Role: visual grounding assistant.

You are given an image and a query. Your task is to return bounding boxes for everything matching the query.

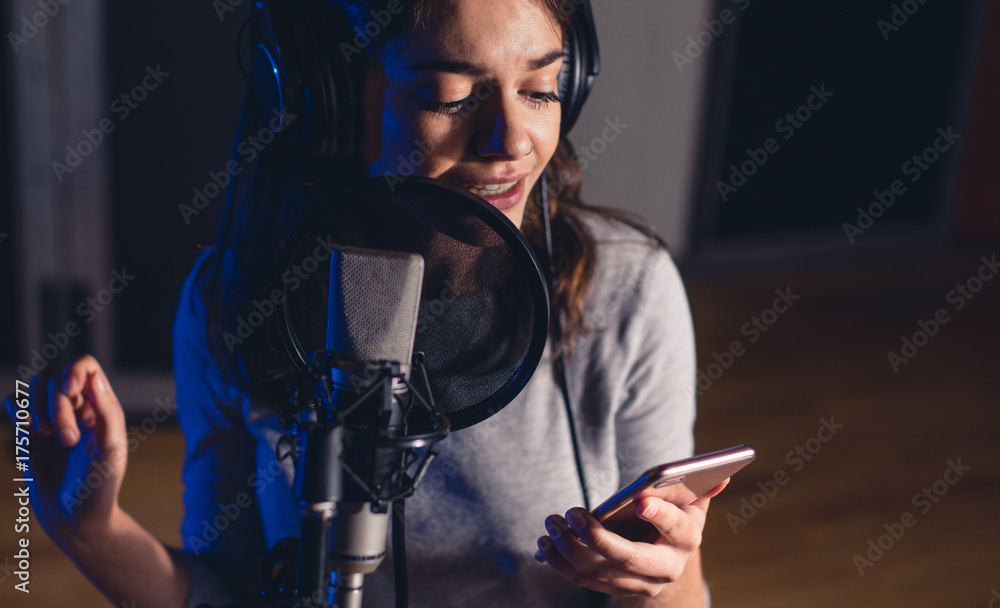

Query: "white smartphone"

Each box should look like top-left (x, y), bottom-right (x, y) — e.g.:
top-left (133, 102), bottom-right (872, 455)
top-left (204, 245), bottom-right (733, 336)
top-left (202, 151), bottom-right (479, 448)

top-left (593, 444), bottom-right (756, 542)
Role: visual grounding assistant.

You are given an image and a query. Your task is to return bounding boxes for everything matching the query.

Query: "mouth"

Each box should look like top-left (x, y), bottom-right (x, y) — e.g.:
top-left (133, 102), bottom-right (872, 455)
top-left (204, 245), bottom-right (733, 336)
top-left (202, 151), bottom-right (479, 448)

top-left (466, 182), bottom-right (518, 197)
top-left (457, 173), bottom-right (529, 212)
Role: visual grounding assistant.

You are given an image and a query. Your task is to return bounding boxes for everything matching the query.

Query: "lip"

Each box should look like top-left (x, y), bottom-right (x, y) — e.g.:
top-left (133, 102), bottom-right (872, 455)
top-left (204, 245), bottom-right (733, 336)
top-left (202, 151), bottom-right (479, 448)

top-left (456, 172), bottom-right (530, 211)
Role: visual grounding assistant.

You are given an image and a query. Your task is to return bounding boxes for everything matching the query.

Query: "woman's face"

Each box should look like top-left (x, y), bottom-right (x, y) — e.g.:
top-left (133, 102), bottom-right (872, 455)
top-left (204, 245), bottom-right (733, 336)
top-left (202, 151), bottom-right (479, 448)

top-left (359, 0), bottom-right (564, 229)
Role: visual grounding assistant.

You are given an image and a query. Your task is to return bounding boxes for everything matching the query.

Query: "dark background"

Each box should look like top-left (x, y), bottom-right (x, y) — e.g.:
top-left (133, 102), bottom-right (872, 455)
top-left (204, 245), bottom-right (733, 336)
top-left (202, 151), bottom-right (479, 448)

top-left (2, 1), bottom-right (999, 607)
top-left (697, 1), bottom-right (973, 240)
top-left (1, 0), bottom-right (994, 370)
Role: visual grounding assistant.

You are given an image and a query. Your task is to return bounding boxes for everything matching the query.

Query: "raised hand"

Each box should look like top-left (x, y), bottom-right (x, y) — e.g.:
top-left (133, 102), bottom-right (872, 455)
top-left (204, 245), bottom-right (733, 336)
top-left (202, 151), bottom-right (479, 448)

top-left (4, 355), bottom-right (128, 541)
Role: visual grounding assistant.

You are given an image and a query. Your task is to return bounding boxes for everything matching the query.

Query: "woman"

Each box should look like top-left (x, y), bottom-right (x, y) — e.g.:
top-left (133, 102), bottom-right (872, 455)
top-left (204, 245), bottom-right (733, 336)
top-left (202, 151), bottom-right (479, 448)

top-left (12, 0), bottom-right (724, 606)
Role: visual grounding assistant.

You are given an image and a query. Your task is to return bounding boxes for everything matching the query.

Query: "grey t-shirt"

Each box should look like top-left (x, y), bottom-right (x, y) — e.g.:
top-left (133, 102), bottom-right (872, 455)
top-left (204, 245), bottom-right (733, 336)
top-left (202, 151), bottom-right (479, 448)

top-left (172, 214), bottom-right (697, 607)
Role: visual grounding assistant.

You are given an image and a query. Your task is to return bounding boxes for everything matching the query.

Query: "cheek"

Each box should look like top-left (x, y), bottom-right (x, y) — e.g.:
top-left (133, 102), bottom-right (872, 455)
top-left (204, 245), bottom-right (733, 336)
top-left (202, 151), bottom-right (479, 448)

top-left (370, 101), bottom-right (465, 178)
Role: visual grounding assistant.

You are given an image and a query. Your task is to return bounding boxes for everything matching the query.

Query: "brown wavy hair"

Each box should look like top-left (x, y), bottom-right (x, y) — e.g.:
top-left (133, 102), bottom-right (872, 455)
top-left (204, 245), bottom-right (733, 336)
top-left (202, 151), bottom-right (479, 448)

top-left (200, 0), bottom-right (665, 404)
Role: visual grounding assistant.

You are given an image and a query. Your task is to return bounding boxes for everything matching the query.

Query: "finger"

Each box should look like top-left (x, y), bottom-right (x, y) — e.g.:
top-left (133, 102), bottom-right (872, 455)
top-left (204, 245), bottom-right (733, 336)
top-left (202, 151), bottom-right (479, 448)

top-left (556, 511), bottom-right (681, 588)
top-left (47, 376), bottom-right (82, 448)
top-left (535, 534), bottom-right (631, 597)
top-left (673, 479), bottom-right (730, 537)
top-left (62, 355), bottom-right (106, 401)
top-left (700, 478), bottom-right (730, 500)
top-left (78, 365), bottom-right (127, 456)
top-left (636, 498), bottom-right (700, 552)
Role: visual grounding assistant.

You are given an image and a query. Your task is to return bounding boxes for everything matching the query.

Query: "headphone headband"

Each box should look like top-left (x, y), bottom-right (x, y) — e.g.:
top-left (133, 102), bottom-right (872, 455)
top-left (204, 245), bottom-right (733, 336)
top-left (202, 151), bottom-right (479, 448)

top-left (250, 0), bottom-right (600, 160)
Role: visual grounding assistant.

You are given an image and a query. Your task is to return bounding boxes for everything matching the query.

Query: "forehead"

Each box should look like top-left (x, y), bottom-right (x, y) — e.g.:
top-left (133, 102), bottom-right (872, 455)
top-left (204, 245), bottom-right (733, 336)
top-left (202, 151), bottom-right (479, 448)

top-left (390, 0), bottom-right (563, 69)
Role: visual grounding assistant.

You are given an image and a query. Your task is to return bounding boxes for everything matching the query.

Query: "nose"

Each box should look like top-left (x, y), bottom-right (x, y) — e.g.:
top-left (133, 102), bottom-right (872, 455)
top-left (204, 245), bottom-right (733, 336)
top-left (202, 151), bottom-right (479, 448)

top-left (476, 93), bottom-right (533, 160)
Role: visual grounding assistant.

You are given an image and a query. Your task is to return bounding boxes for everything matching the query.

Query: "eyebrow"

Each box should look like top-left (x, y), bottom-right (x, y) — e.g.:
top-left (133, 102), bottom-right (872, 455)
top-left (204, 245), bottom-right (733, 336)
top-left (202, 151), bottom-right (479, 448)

top-left (404, 49), bottom-right (564, 75)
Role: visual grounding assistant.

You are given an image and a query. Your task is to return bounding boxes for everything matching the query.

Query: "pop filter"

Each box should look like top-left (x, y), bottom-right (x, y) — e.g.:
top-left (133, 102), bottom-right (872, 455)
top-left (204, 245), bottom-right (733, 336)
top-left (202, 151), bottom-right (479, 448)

top-left (274, 176), bottom-right (549, 430)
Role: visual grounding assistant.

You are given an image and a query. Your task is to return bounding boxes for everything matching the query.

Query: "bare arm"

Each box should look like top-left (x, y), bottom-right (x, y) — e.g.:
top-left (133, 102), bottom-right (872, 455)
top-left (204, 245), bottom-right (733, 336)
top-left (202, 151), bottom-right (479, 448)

top-left (58, 507), bottom-right (190, 608)
top-left (611, 548), bottom-right (705, 608)
top-left (6, 356), bottom-right (192, 608)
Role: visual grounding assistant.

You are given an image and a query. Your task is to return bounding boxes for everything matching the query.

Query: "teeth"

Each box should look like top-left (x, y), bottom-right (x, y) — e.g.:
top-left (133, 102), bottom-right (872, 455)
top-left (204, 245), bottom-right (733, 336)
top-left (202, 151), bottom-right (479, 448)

top-left (467, 181), bottom-right (516, 197)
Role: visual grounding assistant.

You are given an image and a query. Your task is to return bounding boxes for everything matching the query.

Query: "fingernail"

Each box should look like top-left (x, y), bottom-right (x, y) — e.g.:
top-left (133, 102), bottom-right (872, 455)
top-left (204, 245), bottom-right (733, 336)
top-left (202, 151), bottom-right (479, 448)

top-left (638, 502), bottom-right (656, 519)
top-left (534, 539), bottom-right (549, 563)
top-left (566, 509), bottom-right (585, 531)
top-left (545, 520), bottom-right (561, 539)
top-left (96, 377), bottom-right (108, 394)
top-left (59, 428), bottom-right (78, 446)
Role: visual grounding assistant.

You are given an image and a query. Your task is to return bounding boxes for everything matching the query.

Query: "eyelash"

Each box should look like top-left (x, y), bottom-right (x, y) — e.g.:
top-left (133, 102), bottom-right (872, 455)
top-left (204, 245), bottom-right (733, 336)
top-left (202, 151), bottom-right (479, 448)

top-left (419, 91), bottom-right (562, 117)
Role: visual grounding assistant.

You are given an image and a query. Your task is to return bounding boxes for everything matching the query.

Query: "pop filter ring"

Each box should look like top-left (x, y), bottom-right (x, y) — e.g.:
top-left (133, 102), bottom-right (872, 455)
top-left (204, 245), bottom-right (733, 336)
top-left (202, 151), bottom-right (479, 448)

top-left (273, 175), bottom-right (550, 431)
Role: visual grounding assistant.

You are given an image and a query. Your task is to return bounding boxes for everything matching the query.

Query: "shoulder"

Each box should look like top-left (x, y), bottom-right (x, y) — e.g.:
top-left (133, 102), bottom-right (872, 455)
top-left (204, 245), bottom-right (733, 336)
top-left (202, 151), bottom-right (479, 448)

top-left (574, 212), bottom-right (687, 331)
top-left (174, 249), bottom-right (217, 336)
top-left (173, 248), bottom-right (251, 422)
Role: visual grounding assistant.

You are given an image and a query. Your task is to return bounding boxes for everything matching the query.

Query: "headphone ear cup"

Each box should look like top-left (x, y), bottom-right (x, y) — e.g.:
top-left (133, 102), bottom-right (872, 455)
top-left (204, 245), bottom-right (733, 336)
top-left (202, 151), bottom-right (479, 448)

top-left (558, 1), bottom-right (600, 137)
top-left (296, 3), bottom-right (357, 160)
top-left (250, 0), bottom-right (357, 162)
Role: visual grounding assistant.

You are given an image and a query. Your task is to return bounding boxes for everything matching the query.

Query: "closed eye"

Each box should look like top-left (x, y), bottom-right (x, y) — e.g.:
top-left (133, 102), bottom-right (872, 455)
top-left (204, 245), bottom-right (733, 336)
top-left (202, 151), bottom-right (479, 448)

top-left (417, 96), bottom-right (470, 117)
top-left (524, 91), bottom-right (561, 110)
top-left (418, 87), bottom-right (561, 118)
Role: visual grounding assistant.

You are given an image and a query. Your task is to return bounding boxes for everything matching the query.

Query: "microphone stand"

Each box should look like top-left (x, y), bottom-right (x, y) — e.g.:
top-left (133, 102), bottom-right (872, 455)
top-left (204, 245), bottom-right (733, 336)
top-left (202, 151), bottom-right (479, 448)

top-left (200, 350), bottom-right (448, 608)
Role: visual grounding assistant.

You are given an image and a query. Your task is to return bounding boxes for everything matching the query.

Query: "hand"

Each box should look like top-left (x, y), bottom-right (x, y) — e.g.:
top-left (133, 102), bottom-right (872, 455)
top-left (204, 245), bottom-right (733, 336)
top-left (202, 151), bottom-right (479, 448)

top-left (4, 355), bottom-right (128, 541)
top-left (536, 480), bottom-right (729, 599)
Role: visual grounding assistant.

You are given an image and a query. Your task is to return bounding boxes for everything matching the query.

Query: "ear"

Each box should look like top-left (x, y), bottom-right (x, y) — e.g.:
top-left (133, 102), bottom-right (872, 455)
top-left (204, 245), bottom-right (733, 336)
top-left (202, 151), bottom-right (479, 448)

top-left (357, 55), bottom-right (389, 167)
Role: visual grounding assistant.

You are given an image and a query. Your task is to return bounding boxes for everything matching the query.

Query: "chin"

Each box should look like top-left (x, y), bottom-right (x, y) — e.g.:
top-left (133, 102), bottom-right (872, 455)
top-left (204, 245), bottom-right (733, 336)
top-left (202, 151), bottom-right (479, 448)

top-left (503, 203), bottom-right (528, 232)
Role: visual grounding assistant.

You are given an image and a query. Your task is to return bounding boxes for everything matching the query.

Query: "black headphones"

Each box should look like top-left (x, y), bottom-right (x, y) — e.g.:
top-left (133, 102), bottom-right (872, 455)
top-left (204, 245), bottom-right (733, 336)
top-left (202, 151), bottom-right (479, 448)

top-left (249, 0), bottom-right (600, 162)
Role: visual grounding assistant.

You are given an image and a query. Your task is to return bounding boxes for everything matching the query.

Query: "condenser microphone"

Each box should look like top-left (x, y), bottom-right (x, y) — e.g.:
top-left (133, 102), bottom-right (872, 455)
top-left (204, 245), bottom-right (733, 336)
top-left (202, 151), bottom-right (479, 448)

top-left (323, 247), bottom-right (423, 608)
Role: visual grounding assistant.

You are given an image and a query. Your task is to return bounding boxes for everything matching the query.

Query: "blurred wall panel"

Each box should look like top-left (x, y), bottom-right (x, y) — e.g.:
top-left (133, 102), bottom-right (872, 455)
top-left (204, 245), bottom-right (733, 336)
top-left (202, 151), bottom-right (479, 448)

top-left (9, 0), bottom-right (112, 377)
top-left (689, 0), bottom-right (983, 265)
top-left (107, 1), bottom-right (247, 370)
top-left (577, 0), bottom-right (715, 256)
top-left (1, 1), bottom-right (15, 365)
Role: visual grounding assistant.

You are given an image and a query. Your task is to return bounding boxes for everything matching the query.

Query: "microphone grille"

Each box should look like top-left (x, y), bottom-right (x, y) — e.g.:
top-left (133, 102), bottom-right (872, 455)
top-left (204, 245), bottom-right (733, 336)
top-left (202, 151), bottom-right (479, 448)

top-left (326, 247), bottom-right (424, 365)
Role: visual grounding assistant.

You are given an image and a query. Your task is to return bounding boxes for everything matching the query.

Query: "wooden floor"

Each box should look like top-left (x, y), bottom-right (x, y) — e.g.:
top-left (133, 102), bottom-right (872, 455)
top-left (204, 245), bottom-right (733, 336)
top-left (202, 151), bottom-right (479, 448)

top-left (2, 245), bottom-right (998, 607)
